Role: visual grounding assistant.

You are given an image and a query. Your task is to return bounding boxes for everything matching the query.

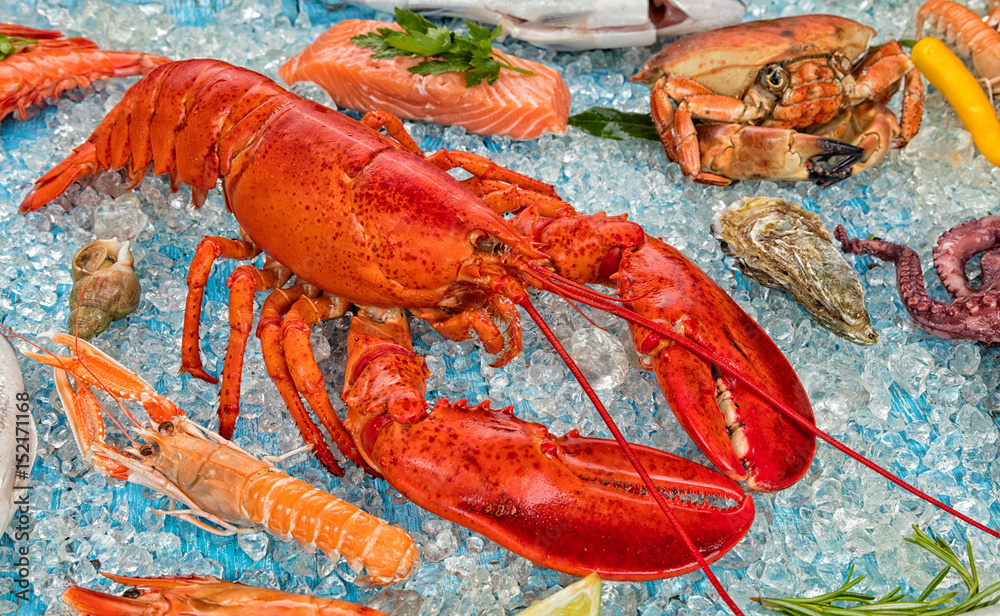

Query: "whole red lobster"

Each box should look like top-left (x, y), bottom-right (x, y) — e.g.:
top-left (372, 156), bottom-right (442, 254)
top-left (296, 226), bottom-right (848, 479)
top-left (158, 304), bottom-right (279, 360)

top-left (19, 59), bottom-right (999, 614)
top-left (0, 24), bottom-right (168, 122)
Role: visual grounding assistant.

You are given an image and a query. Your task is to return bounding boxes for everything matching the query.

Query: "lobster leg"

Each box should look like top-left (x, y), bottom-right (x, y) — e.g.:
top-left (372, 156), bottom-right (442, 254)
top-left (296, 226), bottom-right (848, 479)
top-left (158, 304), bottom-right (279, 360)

top-left (254, 286), bottom-right (365, 474)
top-left (180, 236), bottom-right (260, 384)
top-left (358, 107), bottom-right (563, 208)
top-left (360, 110), bottom-right (425, 156)
top-left (257, 284), bottom-right (347, 474)
top-left (342, 309), bottom-right (755, 580)
top-left (277, 293), bottom-right (366, 470)
top-left (218, 265), bottom-right (280, 437)
top-left (426, 148), bottom-right (561, 199)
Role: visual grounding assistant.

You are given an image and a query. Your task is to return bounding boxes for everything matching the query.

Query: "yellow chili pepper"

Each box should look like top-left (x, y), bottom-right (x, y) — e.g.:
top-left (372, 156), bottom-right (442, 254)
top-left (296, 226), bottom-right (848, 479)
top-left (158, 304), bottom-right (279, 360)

top-left (910, 36), bottom-right (1000, 168)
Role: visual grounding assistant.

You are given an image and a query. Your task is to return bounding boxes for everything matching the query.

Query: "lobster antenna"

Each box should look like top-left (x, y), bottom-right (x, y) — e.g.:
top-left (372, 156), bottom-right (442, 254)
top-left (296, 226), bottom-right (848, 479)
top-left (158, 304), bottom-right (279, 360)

top-left (518, 296), bottom-right (745, 616)
top-left (521, 258), bottom-right (648, 303)
top-left (536, 277), bottom-right (1000, 541)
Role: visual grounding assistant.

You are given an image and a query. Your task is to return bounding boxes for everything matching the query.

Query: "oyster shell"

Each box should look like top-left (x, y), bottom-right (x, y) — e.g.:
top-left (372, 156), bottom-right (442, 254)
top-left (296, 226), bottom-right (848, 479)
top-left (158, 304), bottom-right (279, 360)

top-left (712, 197), bottom-right (877, 345)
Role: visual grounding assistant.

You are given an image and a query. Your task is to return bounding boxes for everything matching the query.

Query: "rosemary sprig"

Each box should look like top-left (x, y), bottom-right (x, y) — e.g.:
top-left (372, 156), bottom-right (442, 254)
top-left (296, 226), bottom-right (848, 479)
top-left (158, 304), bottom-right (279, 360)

top-left (753, 526), bottom-right (1000, 616)
top-left (0, 33), bottom-right (37, 60)
top-left (351, 7), bottom-right (533, 87)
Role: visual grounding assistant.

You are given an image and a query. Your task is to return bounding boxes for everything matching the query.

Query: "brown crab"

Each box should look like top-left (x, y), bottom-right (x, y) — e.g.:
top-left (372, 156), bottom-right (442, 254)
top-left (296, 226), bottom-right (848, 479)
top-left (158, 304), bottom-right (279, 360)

top-left (630, 15), bottom-right (924, 186)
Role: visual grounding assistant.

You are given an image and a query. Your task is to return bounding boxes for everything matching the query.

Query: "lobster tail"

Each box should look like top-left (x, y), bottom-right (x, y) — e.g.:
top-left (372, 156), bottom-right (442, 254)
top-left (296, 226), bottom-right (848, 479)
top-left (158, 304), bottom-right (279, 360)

top-left (19, 59), bottom-right (296, 213)
top-left (19, 141), bottom-right (98, 213)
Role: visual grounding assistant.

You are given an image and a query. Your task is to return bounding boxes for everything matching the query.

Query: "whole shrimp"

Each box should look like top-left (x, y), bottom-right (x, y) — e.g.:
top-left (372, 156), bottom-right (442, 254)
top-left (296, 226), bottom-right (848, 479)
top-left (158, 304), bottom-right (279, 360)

top-left (22, 333), bottom-right (418, 588)
top-left (0, 24), bottom-right (168, 121)
top-left (916, 0), bottom-right (1000, 100)
top-left (64, 573), bottom-right (391, 616)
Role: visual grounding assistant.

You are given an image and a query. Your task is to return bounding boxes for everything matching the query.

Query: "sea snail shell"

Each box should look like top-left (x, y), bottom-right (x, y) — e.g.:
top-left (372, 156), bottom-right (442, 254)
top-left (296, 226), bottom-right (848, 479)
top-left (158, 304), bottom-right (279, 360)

top-left (68, 239), bottom-right (141, 339)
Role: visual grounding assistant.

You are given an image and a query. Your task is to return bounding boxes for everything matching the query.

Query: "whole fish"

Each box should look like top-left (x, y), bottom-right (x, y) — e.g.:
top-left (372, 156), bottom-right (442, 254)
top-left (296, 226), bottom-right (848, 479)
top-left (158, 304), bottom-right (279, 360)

top-left (349, 0), bottom-right (747, 50)
top-left (712, 197), bottom-right (878, 346)
top-left (0, 335), bottom-right (36, 536)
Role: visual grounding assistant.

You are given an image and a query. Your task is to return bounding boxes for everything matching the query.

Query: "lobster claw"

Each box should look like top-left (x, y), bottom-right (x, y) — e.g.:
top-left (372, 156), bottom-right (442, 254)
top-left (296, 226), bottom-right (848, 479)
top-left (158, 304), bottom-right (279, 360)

top-left (353, 398), bottom-right (755, 580)
top-left (617, 238), bottom-right (816, 492)
top-left (342, 311), bottom-right (754, 579)
top-left (512, 211), bottom-right (817, 492)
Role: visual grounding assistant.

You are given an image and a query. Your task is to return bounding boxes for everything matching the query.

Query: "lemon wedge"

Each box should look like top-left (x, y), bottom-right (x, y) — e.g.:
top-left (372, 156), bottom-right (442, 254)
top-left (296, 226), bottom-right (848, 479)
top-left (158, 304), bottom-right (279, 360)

top-left (516, 572), bottom-right (603, 616)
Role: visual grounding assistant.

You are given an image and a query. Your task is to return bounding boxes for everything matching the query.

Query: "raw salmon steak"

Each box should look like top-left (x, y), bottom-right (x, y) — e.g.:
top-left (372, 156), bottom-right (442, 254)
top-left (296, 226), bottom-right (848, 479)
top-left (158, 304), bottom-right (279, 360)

top-left (279, 19), bottom-right (571, 140)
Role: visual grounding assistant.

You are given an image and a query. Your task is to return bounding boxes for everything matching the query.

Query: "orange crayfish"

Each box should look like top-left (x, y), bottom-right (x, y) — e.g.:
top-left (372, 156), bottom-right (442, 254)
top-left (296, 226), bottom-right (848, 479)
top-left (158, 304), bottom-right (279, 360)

top-left (22, 333), bottom-right (418, 588)
top-left (19, 59), bottom-right (1000, 613)
top-left (0, 23), bottom-right (168, 122)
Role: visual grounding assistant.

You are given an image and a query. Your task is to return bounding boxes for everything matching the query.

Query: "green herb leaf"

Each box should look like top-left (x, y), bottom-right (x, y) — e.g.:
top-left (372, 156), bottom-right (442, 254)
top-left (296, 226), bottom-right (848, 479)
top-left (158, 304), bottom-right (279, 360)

top-left (755, 526), bottom-right (1000, 616)
top-left (0, 33), bottom-right (37, 61)
top-left (567, 107), bottom-right (661, 142)
top-left (349, 7), bottom-right (533, 87)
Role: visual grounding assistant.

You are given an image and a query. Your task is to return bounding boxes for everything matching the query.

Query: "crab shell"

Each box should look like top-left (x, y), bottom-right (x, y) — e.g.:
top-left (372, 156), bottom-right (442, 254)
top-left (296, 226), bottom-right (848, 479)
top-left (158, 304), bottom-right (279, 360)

top-left (631, 15), bottom-right (876, 96)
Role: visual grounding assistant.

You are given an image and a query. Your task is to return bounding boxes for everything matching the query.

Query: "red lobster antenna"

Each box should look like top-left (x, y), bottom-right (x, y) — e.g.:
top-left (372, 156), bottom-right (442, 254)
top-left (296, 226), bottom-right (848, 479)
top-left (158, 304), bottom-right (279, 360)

top-left (534, 277), bottom-right (1000, 540)
top-left (518, 271), bottom-right (1000, 615)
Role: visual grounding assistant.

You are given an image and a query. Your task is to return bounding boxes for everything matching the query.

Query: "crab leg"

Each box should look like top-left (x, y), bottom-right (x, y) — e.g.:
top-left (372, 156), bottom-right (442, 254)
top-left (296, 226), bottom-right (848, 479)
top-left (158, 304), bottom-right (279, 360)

top-left (342, 309), bottom-right (755, 580)
top-left (650, 77), bottom-right (866, 184)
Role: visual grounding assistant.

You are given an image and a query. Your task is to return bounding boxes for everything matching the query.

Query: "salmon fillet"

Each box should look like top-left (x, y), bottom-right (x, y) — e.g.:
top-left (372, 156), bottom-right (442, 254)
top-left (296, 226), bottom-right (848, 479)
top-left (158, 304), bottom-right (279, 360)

top-left (279, 19), bottom-right (570, 140)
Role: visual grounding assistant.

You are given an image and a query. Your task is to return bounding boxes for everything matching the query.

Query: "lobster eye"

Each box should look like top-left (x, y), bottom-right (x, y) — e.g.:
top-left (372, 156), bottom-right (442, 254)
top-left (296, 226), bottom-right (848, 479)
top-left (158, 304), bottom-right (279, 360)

top-left (158, 421), bottom-right (175, 435)
top-left (139, 441), bottom-right (160, 457)
top-left (122, 588), bottom-right (141, 599)
top-left (832, 51), bottom-right (852, 75)
top-left (760, 65), bottom-right (789, 92)
top-left (470, 230), bottom-right (498, 253)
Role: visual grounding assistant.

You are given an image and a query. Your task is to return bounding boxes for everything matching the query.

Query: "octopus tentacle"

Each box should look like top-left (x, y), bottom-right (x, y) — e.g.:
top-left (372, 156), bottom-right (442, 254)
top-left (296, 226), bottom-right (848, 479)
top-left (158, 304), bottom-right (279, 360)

top-left (835, 224), bottom-right (1000, 345)
top-left (932, 215), bottom-right (1000, 296)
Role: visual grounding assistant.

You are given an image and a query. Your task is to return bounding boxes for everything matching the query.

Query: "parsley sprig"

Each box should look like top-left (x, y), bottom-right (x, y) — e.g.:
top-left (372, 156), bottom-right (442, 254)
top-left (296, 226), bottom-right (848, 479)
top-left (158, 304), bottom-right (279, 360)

top-left (754, 526), bottom-right (1000, 616)
top-left (351, 7), bottom-right (534, 87)
top-left (0, 33), bottom-right (38, 60)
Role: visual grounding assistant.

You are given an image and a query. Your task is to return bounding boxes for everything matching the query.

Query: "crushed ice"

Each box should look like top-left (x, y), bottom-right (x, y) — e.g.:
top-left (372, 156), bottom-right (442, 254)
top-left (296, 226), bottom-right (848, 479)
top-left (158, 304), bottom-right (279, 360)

top-left (0, 0), bottom-right (999, 614)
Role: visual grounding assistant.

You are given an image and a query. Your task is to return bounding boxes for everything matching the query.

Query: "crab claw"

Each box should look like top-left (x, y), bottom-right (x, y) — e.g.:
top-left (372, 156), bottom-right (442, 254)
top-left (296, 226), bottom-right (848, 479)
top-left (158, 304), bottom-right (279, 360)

top-left (356, 399), bottom-right (755, 580)
top-left (617, 238), bottom-right (816, 491)
top-left (695, 124), bottom-right (865, 185)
